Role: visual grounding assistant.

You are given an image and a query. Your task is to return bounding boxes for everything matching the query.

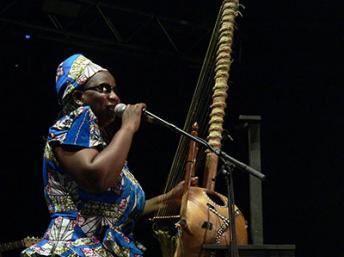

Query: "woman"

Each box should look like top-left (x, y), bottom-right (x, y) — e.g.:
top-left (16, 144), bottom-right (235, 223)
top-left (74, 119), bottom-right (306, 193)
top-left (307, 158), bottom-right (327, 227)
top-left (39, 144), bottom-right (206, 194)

top-left (22, 54), bottom-right (195, 257)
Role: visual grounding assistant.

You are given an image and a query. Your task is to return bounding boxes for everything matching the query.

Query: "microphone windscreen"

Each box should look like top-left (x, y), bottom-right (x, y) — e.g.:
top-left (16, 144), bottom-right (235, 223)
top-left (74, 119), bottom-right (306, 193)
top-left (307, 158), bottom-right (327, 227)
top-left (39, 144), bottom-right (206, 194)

top-left (114, 103), bottom-right (127, 117)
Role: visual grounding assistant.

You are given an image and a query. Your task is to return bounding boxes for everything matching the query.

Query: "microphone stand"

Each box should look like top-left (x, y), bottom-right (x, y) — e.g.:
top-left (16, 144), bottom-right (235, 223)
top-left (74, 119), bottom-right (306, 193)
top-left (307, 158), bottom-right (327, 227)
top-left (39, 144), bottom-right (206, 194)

top-left (144, 109), bottom-right (266, 256)
top-left (220, 161), bottom-right (238, 257)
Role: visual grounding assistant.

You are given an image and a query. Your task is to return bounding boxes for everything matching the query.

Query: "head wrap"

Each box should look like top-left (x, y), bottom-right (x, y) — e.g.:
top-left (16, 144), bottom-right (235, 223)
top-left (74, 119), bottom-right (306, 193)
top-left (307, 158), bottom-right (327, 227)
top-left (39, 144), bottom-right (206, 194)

top-left (55, 53), bottom-right (107, 103)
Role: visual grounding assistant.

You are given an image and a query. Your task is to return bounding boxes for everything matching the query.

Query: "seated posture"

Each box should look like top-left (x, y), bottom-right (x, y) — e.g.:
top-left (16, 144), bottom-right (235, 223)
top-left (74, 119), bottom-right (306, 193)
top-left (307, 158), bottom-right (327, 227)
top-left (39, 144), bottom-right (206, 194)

top-left (22, 54), bottom-right (195, 257)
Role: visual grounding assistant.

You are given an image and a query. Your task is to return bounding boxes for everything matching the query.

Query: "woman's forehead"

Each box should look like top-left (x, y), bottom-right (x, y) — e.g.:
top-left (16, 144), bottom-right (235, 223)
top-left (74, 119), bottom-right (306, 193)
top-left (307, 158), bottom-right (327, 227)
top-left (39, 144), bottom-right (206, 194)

top-left (85, 71), bottom-right (116, 88)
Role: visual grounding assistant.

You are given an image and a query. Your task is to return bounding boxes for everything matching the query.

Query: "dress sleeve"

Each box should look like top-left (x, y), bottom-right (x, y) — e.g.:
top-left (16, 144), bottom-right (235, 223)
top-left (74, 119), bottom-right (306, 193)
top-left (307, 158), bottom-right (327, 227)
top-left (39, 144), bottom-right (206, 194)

top-left (48, 106), bottom-right (106, 149)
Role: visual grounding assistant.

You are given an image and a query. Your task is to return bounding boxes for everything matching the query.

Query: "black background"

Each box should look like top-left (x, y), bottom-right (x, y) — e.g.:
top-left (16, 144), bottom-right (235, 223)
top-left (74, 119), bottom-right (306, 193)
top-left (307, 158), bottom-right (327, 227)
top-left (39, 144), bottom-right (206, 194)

top-left (0, 0), bottom-right (343, 257)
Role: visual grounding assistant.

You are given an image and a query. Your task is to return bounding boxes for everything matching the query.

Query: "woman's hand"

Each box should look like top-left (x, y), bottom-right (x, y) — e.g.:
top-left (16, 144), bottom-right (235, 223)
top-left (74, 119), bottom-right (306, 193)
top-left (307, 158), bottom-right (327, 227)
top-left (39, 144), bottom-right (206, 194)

top-left (121, 103), bottom-right (146, 132)
top-left (163, 177), bottom-right (198, 209)
top-left (143, 177), bottom-right (198, 215)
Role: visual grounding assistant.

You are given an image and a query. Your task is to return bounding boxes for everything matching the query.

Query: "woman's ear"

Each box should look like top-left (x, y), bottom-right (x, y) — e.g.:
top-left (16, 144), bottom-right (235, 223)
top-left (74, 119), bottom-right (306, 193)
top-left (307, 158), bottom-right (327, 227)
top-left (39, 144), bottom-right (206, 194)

top-left (72, 90), bottom-right (84, 106)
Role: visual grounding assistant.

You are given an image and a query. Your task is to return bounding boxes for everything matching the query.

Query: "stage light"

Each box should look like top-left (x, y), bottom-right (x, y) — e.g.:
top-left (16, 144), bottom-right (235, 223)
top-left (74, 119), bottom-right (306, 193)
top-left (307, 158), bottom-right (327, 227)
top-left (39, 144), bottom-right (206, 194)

top-left (25, 34), bottom-right (31, 40)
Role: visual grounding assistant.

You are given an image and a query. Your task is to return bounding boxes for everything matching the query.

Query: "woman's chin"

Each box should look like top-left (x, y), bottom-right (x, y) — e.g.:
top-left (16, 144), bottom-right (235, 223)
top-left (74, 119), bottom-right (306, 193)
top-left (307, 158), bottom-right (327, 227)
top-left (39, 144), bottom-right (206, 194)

top-left (105, 115), bottom-right (117, 127)
top-left (98, 114), bottom-right (116, 128)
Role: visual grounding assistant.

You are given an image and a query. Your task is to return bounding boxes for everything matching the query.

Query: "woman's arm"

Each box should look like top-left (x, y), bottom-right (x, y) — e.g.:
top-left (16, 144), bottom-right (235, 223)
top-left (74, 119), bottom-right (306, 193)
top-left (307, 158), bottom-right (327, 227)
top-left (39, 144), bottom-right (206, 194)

top-left (142, 177), bottom-right (198, 216)
top-left (55, 104), bottom-right (145, 193)
top-left (143, 194), bottom-right (168, 215)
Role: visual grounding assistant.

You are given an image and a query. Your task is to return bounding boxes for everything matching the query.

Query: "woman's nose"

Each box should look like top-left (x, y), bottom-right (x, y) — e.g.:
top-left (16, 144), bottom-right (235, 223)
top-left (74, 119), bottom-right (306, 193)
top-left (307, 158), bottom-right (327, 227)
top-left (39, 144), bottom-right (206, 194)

top-left (109, 91), bottom-right (120, 103)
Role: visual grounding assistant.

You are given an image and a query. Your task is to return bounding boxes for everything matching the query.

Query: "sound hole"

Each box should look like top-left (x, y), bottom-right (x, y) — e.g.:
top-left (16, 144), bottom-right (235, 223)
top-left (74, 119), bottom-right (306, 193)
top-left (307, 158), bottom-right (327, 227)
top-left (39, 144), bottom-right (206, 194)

top-left (206, 191), bottom-right (226, 206)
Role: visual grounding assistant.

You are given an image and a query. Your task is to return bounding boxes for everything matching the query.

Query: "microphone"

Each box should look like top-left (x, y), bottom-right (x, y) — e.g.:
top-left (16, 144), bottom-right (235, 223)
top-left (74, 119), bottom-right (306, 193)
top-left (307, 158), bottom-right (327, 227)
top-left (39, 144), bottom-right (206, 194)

top-left (113, 103), bottom-right (127, 118)
top-left (113, 103), bottom-right (155, 123)
top-left (113, 104), bottom-right (265, 180)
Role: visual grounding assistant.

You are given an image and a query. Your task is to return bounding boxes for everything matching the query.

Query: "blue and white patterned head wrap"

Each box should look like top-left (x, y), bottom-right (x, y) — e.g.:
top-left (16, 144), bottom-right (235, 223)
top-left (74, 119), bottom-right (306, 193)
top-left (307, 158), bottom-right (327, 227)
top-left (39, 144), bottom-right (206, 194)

top-left (55, 54), bottom-right (107, 103)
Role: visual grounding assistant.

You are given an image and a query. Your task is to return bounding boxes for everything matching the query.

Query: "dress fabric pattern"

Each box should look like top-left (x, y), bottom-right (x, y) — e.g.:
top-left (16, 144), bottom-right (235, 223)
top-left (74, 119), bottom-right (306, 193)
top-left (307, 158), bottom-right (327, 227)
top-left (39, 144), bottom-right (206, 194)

top-left (21, 106), bottom-right (145, 257)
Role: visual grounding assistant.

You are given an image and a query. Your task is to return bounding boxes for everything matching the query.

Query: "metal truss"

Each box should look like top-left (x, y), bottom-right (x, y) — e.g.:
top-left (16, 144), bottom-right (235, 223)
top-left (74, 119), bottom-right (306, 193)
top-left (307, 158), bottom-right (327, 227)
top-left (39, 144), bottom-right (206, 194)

top-left (0, 0), bottom-right (219, 64)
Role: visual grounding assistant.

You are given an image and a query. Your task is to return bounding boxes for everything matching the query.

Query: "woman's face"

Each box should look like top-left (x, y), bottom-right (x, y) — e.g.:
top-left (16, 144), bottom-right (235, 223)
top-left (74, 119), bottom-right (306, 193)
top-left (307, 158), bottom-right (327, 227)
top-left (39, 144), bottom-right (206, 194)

top-left (81, 71), bottom-right (120, 127)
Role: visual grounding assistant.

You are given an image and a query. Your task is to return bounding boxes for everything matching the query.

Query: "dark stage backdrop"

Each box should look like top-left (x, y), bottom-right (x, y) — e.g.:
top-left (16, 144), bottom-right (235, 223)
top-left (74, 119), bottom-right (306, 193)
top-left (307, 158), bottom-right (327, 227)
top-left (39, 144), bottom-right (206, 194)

top-left (0, 1), bottom-right (342, 257)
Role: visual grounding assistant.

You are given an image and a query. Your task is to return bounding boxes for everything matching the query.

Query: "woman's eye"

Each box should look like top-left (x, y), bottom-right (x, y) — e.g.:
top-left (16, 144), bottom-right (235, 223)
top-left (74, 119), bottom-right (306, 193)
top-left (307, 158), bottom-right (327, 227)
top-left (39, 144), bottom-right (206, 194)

top-left (98, 85), bottom-right (107, 93)
top-left (105, 85), bottom-right (112, 93)
top-left (104, 85), bottom-right (114, 93)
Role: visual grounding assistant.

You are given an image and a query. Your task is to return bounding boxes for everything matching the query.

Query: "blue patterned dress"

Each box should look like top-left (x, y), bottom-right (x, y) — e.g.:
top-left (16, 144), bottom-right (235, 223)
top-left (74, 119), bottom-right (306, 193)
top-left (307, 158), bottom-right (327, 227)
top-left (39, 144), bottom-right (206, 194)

top-left (21, 106), bottom-right (146, 257)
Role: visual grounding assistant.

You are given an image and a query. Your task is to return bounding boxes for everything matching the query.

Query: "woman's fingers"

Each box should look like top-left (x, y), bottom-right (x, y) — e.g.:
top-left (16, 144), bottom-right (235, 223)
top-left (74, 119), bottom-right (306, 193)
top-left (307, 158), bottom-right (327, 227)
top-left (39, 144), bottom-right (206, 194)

top-left (121, 103), bottom-right (147, 132)
top-left (191, 176), bottom-right (198, 186)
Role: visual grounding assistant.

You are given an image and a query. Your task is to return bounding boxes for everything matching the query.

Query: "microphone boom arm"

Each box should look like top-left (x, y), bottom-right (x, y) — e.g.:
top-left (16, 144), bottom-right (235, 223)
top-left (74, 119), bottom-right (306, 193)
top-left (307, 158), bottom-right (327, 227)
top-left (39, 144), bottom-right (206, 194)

top-left (144, 109), bottom-right (266, 180)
